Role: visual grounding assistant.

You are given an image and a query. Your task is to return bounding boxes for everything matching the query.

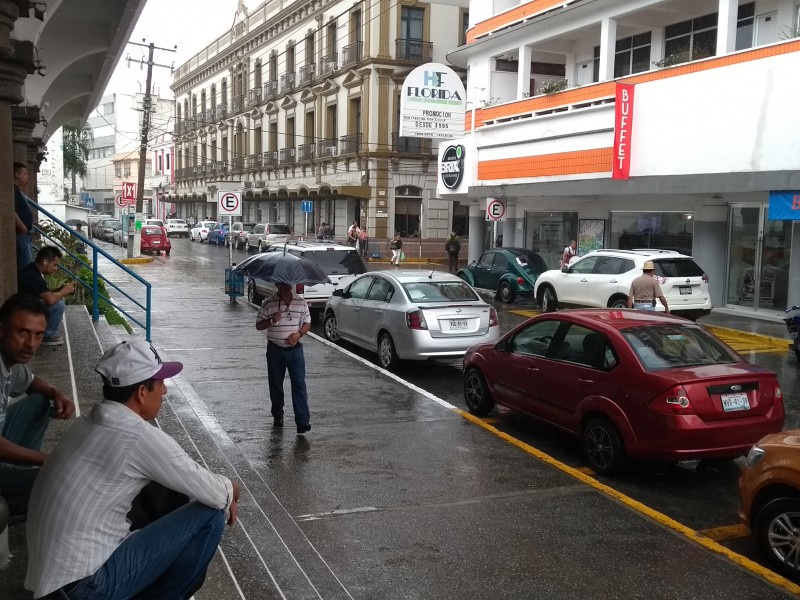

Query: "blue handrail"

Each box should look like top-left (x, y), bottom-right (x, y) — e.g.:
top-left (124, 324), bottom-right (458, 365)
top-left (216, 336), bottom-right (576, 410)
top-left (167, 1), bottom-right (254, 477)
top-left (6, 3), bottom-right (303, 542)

top-left (26, 201), bottom-right (153, 341)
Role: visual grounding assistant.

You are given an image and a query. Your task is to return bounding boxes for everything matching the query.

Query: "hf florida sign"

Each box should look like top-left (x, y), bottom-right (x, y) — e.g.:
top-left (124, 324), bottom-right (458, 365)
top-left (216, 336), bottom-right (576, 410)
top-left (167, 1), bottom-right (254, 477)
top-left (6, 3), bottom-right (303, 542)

top-left (400, 63), bottom-right (466, 139)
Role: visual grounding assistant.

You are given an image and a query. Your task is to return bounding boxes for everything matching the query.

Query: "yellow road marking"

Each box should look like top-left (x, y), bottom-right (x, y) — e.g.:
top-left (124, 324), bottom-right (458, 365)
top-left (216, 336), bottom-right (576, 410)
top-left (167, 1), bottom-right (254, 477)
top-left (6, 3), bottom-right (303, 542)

top-left (699, 524), bottom-right (751, 542)
top-left (510, 309), bottom-right (540, 318)
top-left (452, 410), bottom-right (800, 594)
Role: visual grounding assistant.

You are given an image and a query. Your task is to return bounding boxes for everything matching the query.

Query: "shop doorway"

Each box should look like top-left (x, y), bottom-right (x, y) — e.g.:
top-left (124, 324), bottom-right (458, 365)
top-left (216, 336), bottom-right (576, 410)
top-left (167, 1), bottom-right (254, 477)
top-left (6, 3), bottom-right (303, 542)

top-left (727, 204), bottom-right (790, 311)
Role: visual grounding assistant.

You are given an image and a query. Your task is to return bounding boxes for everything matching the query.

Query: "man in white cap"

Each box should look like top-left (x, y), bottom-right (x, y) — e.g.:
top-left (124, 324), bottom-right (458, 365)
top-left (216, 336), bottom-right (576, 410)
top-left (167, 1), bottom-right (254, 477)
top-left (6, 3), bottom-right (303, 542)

top-left (25, 339), bottom-right (240, 600)
top-left (627, 261), bottom-right (670, 312)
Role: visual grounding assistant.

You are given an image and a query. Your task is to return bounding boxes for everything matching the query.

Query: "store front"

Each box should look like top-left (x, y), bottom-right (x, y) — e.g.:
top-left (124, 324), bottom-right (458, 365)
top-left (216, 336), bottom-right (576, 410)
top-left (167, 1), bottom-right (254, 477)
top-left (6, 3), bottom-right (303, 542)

top-left (523, 212), bottom-right (578, 269)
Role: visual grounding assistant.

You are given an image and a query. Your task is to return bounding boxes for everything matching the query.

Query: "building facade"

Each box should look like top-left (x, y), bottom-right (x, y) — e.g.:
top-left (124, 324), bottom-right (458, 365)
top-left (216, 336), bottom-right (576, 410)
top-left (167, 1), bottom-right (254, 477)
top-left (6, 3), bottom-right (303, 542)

top-left (170, 0), bottom-right (469, 243)
top-left (440, 0), bottom-right (800, 316)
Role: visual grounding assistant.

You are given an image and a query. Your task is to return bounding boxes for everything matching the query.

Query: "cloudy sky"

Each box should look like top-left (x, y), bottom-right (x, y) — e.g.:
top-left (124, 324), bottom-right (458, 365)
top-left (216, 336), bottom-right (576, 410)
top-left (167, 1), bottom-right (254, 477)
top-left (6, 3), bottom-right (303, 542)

top-left (104, 0), bottom-right (244, 99)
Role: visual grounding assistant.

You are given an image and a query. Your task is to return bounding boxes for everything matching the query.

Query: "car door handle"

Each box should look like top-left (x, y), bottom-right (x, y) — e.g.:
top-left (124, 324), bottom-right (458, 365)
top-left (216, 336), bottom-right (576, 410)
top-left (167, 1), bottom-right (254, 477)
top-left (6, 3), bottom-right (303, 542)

top-left (374, 309), bottom-right (383, 315)
top-left (353, 307), bottom-right (360, 312)
top-left (609, 279), bottom-right (618, 283)
top-left (578, 378), bottom-right (594, 384)
top-left (528, 367), bottom-right (540, 374)
top-left (581, 278), bottom-right (588, 282)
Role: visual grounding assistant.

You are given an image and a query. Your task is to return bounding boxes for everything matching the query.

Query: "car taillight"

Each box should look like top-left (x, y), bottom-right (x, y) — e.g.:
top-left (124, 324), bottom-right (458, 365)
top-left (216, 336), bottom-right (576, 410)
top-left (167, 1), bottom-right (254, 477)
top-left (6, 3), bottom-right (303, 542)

top-left (201, 229), bottom-right (208, 233)
top-left (266, 225), bottom-right (271, 233)
top-left (656, 276), bottom-right (668, 284)
top-left (406, 309), bottom-right (428, 330)
top-left (702, 273), bottom-right (709, 283)
top-left (650, 385), bottom-right (694, 415)
top-left (774, 384), bottom-right (783, 404)
top-left (489, 307), bottom-right (499, 327)
top-left (295, 284), bottom-right (304, 295)
top-left (516, 277), bottom-right (525, 285)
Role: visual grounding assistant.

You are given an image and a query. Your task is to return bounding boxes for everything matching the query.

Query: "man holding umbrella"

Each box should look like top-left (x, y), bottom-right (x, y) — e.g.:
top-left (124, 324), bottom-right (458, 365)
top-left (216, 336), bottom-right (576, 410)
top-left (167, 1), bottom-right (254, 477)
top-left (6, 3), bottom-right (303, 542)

top-left (256, 282), bottom-right (312, 434)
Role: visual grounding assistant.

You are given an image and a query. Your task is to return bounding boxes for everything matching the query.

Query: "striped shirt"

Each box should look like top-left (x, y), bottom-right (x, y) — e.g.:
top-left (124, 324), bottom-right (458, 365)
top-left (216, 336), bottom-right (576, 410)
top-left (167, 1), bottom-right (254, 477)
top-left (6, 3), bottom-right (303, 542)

top-left (25, 400), bottom-right (233, 598)
top-left (1, 356), bottom-right (33, 432)
top-left (257, 293), bottom-right (311, 347)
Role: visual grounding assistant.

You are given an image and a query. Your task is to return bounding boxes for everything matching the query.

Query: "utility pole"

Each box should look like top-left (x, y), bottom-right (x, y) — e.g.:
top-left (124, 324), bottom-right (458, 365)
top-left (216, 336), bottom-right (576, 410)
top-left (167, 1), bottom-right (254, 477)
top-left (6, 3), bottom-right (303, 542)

top-left (126, 40), bottom-right (176, 258)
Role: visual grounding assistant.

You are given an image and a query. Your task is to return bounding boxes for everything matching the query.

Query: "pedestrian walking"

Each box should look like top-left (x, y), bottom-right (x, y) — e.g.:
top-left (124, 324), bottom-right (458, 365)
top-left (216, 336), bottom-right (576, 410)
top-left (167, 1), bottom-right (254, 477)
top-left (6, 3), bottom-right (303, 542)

top-left (627, 261), bottom-right (670, 312)
top-left (317, 223), bottom-right (326, 241)
top-left (445, 231), bottom-right (462, 274)
top-left (322, 223), bottom-right (332, 241)
top-left (389, 232), bottom-right (403, 266)
top-left (560, 240), bottom-right (577, 268)
top-left (256, 282), bottom-right (312, 434)
top-left (358, 227), bottom-right (369, 258)
top-left (25, 338), bottom-right (240, 600)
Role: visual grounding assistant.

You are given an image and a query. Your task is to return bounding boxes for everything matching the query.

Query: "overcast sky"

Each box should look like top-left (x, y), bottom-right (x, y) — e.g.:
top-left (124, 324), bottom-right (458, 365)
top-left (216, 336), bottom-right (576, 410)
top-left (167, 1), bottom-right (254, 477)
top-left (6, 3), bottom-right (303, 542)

top-left (104, 0), bottom-right (244, 99)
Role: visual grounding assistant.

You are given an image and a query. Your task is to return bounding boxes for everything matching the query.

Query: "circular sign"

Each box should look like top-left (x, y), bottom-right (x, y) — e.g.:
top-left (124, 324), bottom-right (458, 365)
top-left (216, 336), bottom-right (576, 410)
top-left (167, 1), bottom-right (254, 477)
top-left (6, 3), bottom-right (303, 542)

top-left (114, 194), bottom-right (124, 208)
top-left (219, 192), bottom-right (240, 214)
top-left (440, 144), bottom-right (465, 190)
top-left (487, 199), bottom-right (506, 221)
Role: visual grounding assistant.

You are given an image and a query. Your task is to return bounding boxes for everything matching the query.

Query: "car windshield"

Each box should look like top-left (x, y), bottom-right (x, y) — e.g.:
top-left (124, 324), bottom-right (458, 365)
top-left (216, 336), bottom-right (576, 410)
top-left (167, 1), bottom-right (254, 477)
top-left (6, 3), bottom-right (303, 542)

top-left (402, 280), bottom-right (480, 303)
top-left (653, 259), bottom-right (704, 278)
top-left (621, 325), bottom-right (738, 371)
top-left (306, 250), bottom-right (366, 275)
top-left (513, 251), bottom-right (548, 274)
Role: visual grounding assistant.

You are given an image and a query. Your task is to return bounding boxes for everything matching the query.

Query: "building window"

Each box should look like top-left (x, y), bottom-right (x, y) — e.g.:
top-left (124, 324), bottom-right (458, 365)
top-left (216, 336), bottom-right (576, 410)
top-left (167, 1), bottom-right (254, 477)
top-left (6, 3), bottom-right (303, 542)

top-left (400, 6), bottom-right (424, 60)
top-left (123, 164), bottom-right (131, 177)
top-left (614, 32), bottom-right (652, 77)
top-left (166, 154), bottom-right (170, 170)
top-left (114, 164), bottom-right (122, 177)
top-left (610, 212), bottom-right (694, 257)
top-left (460, 10), bottom-right (469, 46)
top-left (735, 2), bottom-right (756, 50)
top-left (664, 12), bottom-right (718, 63)
top-left (395, 186), bottom-right (422, 237)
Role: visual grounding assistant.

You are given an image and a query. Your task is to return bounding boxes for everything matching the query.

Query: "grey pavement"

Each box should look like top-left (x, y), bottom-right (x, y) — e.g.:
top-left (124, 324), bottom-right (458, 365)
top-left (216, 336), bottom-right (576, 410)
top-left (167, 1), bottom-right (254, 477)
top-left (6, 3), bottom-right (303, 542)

top-left (1, 259), bottom-right (798, 598)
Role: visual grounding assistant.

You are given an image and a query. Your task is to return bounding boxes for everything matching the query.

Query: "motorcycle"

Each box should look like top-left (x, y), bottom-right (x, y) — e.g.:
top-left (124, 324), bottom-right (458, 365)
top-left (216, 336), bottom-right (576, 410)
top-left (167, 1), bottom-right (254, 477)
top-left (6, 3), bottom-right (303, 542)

top-left (784, 306), bottom-right (800, 361)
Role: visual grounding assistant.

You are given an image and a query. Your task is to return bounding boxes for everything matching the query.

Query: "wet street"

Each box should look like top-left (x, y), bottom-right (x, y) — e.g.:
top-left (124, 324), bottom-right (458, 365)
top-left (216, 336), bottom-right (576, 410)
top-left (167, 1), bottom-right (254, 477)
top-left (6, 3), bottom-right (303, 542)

top-left (101, 235), bottom-right (800, 597)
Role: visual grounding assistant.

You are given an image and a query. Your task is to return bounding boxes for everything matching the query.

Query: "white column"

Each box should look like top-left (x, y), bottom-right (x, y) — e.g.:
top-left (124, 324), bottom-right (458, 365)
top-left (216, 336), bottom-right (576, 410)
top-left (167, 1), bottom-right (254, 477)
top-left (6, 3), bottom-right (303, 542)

top-left (468, 203), bottom-right (485, 264)
top-left (517, 45), bottom-right (532, 99)
top-left (716, 0), bottom-right (738, 55)
top-left (650, 27), bottom-right (664, 65)
top-left (777, 0), bottom-right (797, 33)
top-left (598, 18), bottom-right (617, 81)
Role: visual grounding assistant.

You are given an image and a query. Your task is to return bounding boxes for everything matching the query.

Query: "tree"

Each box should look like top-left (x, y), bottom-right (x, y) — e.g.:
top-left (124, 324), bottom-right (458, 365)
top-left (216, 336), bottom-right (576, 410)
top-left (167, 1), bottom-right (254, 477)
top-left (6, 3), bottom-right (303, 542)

top-left (63, 124), bottom-right (93, 196)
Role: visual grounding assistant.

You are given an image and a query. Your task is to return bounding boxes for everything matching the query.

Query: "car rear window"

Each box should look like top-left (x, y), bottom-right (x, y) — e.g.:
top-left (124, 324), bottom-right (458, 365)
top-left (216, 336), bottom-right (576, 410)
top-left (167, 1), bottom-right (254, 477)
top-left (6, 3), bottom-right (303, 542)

top-left (402, 281), bottom-right (480, 303)
top-left (146, 220), bottom-right (164, 227)
top-left (305, 249), bottom-right (366, 275)
top-left (518, 252), bottom-right (548, 274)
top-left (267, 224), bottom-right (290, 234)
top-left (653, 259), bottom-right (704, 278)
top-left (143, 227), bottom-right (162, 235)
top-left (621, 325), bottom-right (738, 371)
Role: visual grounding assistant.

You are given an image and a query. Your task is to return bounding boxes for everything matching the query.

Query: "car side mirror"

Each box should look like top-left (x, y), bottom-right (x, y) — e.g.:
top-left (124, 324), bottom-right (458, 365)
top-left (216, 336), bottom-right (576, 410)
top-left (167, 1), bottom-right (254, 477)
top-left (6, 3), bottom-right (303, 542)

top-left (332, 289), bottom-right (345, 298)
top-left (495, 338), bottom-right (509, 352)
top-left (561, 266), bottom-right (570, 273)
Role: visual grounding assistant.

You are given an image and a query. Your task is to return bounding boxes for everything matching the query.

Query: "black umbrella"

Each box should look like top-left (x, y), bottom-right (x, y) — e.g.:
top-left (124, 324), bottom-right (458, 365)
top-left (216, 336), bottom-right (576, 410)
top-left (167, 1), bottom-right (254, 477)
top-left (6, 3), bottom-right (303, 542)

top-left (234, 252), bottom-right (330, 285)
top-left (66, 218), bottom-right (88, 226)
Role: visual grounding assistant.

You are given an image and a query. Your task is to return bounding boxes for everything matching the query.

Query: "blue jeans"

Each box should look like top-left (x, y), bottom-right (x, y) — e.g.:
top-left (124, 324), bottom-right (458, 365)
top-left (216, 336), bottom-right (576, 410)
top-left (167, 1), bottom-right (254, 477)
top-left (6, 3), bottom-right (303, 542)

top-left (633, 302), bottom-right (656, 310)
top-left (57, 502), bottom-right (225, 600)
top-left (0, 394), bottom-right (50, 513)
top-left (16, 233), bottom-right (32, 269)
top-left (46, 299), bottom-right (66, 338)
top-left (266, 343), bottom-right (309, 426)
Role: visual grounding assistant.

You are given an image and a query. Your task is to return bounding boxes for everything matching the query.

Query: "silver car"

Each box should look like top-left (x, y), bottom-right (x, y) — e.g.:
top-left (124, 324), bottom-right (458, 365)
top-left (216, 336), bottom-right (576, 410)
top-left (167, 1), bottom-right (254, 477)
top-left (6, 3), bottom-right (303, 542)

top-left (323, 270), bottom-right (500, 369)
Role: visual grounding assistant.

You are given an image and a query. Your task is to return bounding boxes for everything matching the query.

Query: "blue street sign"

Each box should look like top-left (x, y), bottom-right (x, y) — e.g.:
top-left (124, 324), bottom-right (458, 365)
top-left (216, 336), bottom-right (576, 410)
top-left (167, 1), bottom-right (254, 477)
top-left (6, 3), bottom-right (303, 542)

top-left (301, 199), bottom-right (313, 213)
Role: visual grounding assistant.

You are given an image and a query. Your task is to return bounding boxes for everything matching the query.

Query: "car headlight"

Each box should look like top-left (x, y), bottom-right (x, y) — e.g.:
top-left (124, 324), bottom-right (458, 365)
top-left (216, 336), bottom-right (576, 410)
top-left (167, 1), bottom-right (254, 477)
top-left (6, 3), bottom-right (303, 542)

top-left (745, 445), bottom-right (765, 468)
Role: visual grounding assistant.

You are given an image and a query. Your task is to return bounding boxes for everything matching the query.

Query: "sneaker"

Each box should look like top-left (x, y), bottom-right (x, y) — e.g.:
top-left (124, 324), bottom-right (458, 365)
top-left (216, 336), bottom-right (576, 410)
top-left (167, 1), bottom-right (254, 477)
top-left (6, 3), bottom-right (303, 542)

top-left (296, 424), bottom-right (311, 435)
top-left (41, 335), bottom-right (64, 346)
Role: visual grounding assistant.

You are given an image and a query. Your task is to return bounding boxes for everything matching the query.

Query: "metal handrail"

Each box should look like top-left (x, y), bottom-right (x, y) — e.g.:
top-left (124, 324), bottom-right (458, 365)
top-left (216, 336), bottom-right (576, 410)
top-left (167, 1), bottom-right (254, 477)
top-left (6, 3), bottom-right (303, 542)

top-left (27, 200), bottom-right (153, 341)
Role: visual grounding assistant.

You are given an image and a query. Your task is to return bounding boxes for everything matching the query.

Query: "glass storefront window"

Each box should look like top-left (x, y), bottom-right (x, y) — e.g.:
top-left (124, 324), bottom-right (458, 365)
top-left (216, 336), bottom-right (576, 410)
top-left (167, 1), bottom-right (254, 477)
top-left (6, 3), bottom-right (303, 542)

top-left (524, 212), bottom-right (578, 269)
top-left (610, 212), bottom-right (694, 256)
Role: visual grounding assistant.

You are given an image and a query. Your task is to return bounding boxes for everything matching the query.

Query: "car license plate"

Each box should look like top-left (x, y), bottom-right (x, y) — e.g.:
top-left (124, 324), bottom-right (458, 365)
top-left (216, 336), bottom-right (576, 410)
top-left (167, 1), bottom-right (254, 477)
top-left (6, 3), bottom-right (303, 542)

top-left (679, 286), bottom-right (692, 295)
top-left (721, 392), bottom-right (750, 412)
top-left (152, 240), bottom-right (160, 244)
top-left (450, 319), bottom-right (468, 330)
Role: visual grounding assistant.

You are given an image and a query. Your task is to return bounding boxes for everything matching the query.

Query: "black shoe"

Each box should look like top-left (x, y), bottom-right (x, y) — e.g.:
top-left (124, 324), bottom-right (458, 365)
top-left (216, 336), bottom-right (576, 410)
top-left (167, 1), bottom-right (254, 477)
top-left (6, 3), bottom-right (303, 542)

top-left (296, 423), bottom-right (311, 435)
top-left (273, 418), bottom-right (284, 428)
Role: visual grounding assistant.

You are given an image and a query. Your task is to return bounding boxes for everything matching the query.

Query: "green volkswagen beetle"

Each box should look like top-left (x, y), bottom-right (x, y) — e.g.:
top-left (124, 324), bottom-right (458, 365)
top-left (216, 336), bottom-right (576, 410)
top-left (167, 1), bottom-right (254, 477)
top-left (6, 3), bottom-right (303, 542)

top-left (457, 247), bottom-right (548, 303)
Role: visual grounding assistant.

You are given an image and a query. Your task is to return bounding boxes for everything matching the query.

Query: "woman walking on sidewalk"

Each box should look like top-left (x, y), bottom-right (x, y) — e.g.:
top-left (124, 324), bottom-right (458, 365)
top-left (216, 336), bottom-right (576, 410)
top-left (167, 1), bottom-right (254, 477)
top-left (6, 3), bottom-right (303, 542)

top-left (389, 232), bottom-right (402, 267)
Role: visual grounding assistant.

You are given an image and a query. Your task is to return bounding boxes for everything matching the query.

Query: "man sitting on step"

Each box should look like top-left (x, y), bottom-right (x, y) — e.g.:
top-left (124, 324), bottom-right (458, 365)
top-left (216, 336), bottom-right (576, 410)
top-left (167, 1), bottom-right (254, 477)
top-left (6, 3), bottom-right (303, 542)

top-left (17, 246), bottom-right (75, 347)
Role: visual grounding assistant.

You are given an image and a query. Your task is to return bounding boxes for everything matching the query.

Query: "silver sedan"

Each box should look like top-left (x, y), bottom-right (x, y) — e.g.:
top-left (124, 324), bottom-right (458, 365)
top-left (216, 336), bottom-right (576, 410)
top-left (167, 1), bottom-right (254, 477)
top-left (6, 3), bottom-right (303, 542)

top-left (323, 270), bottom-right (500, 369)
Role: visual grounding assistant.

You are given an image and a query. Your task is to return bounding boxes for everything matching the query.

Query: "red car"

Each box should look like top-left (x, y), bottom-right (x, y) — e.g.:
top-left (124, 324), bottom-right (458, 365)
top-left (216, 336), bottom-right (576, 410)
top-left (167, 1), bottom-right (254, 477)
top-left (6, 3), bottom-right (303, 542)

top-left (463, 309), bottom-right (784, 475)
top-left (141, 225), bottom-right (171, 256)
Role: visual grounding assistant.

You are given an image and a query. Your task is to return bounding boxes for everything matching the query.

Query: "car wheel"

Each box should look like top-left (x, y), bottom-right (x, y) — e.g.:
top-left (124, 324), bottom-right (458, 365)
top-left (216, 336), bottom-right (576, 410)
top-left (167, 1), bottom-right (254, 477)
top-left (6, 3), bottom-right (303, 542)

top-left (378, 333), bottom-right (399, 370)
top-left (755, 497), bottom-right (800, 579)
top-left (609, 296), bottom-right (628, 309)
top-left (463, 368), bottom-right (495, 415)
top-left (498, 282), bottom-right (516, 304)
top-left (324, 312), bottom-right (340, 343)
top-left (541, 286), bottom-right (558, 312)
top-left (247, 280), bottom-right (262, 305)
top-left (190, 233), bottom-right (195, 242)
top-left (582, 418), bottom-right (625, 476)
top-left (165, 249), bottom-right (170, 256)
top-left (258, 241), bottom-right (264, 253)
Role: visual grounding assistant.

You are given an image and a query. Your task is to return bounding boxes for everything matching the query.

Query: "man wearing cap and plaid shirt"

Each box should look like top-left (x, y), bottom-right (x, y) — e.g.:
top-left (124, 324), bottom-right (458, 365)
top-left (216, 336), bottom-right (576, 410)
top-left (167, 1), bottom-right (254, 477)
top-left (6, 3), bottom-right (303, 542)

top-left (25, 339), bottom-right (241, 600)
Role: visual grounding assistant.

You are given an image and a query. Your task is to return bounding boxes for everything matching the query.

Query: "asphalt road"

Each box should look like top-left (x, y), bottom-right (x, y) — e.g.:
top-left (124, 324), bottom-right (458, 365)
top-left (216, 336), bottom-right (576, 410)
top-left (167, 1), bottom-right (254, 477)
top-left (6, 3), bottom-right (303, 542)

top-left (105, 235), bottom-right (800, 590)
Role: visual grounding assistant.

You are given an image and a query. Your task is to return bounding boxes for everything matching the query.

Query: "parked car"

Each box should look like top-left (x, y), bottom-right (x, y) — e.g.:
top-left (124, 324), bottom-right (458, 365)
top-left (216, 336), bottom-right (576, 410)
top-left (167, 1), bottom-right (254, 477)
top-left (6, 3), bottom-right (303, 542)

top-left (112, 226), bottom-right (127, 247)
top-left (246, 242), bottom-right (366, 307)
top-left (244, 222), bottom-right (290, 252)
top-left (227, 222), bottom-right (256, 249)
top-left (190, 220), bottom-right (217, 242)
top-left (457, 247), bottom-right (548, 303)
top-left (323, 270), bottom-right (500, 370)
top-left (140, 225), bottom-right (171, 255)
top-left (143, 218), bottom-right (165, 230)
top-left (88, 214), bottom-right (112, 238)
top-left (462, 309), bottom-right (783, 475)
top-left (207, 222), bottom-right (229, 245)
top-left (533, 249), bottom-right (712, 320)
top-left (100, 220), bottom-right (122, 242)
top-left (739, 433), bottom-right (800, 580)
top-left (165, 219), bottom-right (189, 237)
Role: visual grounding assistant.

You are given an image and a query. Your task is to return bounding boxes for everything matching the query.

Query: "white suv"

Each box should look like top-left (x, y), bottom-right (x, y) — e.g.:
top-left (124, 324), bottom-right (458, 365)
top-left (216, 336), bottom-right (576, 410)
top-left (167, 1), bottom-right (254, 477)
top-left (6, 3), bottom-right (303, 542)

top-left (165, 219), bottom-right (189, 237)
top-left (534, 249), bottom-right (712, 320)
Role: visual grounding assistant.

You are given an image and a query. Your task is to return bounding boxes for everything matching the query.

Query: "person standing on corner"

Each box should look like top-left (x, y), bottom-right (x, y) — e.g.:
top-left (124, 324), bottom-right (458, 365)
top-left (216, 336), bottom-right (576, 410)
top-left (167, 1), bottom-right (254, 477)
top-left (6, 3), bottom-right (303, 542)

top-left (14, 162), bottom-right (35, 269)
top-left (256, 282), bottom-right (312, 434)
top-left (17, 246), bottom-right (75, 346)
top-left (627, 261), bottom-right (670, 313)
top-left (560, 240), bottom-right (577, 268)
top-left (445, 231), bottom-right (462, 274)
top-left (347, 221), bottom-right (360, 247)
top-left (389, 232), bottom-right (403, 267)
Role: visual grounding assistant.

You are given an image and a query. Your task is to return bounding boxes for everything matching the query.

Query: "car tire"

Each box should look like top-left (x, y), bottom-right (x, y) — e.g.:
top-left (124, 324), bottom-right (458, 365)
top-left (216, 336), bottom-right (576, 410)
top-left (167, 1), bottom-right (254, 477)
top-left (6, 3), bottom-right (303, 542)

top-left (582, 418), bottom-right (625, 476)
top-left (165, 250), bottom-right (170, 256)
top-left (258, 241), bottom-right (264, 253)
top-left (541, 286), bottom-right (558, 312)
top-left (755, 497), bottom-right (800, 580)
top-left (247, 280), bottom-right (262, 305)
top-left (378, 332), bottom-right (399, 370)
top-left (190, 233), bottom-right (195, 242)
top-left (609, 296), bottom-right (628, 309)
top-left (324, 312), bottom-right (340, 343)
top-left (463, 368), bottom-right (495, 415)
top-left (498, 282), bottom-right (516, 304)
